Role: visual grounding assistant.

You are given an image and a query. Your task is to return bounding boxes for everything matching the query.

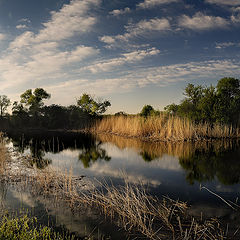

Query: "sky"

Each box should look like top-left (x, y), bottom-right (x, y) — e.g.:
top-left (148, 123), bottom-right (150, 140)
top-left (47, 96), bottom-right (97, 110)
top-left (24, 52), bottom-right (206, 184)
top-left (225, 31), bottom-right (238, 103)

top-left (0, 0), bottom-right (240, 114)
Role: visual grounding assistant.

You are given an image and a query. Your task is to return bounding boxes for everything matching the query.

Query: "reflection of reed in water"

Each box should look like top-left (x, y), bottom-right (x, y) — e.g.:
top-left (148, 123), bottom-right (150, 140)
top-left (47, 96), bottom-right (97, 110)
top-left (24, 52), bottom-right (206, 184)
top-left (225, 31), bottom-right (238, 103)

top-left (97, 133), bottom-right (238, 161)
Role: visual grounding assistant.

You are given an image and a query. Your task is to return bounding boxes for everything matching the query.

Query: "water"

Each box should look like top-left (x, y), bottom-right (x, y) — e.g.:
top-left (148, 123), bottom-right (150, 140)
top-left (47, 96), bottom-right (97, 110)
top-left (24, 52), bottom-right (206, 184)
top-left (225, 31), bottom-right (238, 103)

top-left (2, 131), bottom-right (240, 238)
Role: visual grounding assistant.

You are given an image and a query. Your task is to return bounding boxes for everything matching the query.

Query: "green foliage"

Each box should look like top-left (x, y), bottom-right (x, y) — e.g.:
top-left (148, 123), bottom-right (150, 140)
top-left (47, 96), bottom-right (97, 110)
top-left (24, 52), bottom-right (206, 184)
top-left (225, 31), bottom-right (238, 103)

top-left (20, 88), bottom-right (51, 116)
top-left (77, 93), bottom-right (111, 116)
top-left (164, 78), bottom-right (240, 125)
top-left (140, 105), bottom-right (155, 117)
top-left (0, 214), bottom-right (74, 240)
top-left (0, 95), bottom-right (11, 117)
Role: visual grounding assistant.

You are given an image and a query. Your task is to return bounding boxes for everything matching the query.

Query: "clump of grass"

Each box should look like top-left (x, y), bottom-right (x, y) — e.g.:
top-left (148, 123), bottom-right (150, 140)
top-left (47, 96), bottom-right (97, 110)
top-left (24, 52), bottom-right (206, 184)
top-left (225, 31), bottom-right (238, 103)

top-left (0, 214), bottom-right (75, 240)
top-left (93, 115), bottom-right (240, 141)
top-left (78, 179), bottom-right (225, 240)
top-left (0, 133), bottom-right (9, 175)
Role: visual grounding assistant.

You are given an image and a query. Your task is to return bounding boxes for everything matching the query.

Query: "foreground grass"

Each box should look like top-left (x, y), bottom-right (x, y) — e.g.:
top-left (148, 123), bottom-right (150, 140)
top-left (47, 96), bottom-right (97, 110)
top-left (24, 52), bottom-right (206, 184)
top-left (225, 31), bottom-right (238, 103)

top-left (93, 115), bottom-right (240, 141)
top-left (0, 214), bottom-right (74, 240)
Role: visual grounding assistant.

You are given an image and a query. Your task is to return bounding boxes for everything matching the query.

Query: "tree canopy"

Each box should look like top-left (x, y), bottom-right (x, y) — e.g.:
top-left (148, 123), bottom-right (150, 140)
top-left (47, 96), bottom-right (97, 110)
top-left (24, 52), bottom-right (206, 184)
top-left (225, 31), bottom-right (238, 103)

top-left (0, 95), bottom-right (11, 117)
top-left (164, 77), bottom-right (240, 125)
top-left (77, 93), bottom-right (111, 116)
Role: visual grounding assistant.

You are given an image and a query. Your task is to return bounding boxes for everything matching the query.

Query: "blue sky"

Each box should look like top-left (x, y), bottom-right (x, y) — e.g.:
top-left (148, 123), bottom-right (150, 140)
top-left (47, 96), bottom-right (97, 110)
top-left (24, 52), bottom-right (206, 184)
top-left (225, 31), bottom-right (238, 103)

top-left (0, 0), bottom-right (240, 113)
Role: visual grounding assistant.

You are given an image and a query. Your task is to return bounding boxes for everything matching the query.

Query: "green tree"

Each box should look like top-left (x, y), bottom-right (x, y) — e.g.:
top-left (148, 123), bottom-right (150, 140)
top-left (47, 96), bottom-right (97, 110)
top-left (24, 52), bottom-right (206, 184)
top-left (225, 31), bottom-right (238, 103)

top-left (77, 93), bottom-right (111, 116)
top-left (0, 95), bottom-right (11, 117)
top-left (164, 103), bottom-right (179, 115)
top-left (140, 105), bottom-right (154, 117)
top-left (215, 77), bottom-right (240, 124)
top-left (20, 88), bottom-right (51, 112)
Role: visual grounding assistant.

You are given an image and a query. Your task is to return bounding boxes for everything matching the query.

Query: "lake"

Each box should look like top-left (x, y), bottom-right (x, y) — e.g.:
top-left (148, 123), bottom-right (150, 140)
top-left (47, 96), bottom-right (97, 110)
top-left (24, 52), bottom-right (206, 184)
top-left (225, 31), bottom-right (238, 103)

top-left (1, 131), bottom-right (240, 239)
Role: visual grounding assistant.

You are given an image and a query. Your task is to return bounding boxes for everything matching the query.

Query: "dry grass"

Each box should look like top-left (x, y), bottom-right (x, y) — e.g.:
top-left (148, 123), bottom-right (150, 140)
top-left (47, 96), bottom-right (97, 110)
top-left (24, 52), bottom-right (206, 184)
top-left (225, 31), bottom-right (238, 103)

top-left (16, 169), bottom-right (226, 240)
top-left (0, 133), bottom-right (8, 174)
top-left (93, 115), bottom-right (240, 141)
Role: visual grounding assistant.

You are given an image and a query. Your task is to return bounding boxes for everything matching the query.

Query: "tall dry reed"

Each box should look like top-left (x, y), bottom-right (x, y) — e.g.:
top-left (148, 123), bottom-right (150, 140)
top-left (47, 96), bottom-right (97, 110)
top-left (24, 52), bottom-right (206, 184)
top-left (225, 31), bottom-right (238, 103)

top-left (93, 115), bottom-right (240, 141)
top-left (0, 133), bottom-right (8, 174)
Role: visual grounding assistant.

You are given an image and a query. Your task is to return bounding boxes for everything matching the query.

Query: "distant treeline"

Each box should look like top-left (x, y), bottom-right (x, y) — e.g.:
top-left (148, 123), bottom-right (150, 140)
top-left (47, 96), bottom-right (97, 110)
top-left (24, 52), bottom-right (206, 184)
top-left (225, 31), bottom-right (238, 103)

top-left (141, 77), bottom-right (240, 126)
top-left (0, 89), bottom-right (110, 130)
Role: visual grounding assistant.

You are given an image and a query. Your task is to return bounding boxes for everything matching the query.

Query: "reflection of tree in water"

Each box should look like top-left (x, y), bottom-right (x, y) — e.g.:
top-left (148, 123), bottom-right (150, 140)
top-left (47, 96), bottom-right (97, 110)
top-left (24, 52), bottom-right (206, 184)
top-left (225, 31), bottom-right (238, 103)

top-left (7, 131), bottom-right (110, 169)
top-left (179, 141), bottom-right (240, 185)
top-left (79, 141), bottom-right (111, 168)
top-left (140, 151), bottom-right (158, 162)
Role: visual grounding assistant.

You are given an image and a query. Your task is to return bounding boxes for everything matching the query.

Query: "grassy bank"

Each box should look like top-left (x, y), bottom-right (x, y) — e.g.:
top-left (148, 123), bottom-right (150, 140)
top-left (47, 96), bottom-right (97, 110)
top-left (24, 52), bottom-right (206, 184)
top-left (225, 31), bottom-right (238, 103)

top-left (92, 115), bottom-right (240, 141)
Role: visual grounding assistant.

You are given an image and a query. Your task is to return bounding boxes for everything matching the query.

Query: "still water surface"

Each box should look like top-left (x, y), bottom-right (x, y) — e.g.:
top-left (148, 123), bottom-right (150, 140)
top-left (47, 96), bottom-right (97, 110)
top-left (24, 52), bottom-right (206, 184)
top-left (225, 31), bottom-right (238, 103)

top-left (1, 131), bottom-right (240, 238)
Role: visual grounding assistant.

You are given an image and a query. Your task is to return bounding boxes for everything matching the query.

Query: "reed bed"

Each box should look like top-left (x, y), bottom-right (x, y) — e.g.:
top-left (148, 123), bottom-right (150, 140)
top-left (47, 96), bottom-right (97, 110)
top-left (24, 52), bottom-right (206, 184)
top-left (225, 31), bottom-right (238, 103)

top-left (93, 115), bottom-right (240, 141)
top-left (0, 133), bottom-right (8, 174)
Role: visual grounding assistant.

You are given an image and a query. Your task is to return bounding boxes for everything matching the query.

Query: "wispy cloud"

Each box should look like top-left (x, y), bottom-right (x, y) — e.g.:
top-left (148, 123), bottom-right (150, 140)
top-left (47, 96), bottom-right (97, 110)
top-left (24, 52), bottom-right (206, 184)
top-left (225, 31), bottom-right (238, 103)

top-left (178, 12), bottom-right (229, 30)
top-left (100, 18), bottom-right (170, 48)
top-left (205, 0), bottom-right (240, 6)
top-left (231, 13), bottom-right (240, 23)
top-left (215, 41), bottom-right (239, 49)
top-left (109, 7), bottom-right (131, 16)
top-left (42, 59), bottom-right (240, 106)
top-left (0, 0), bottom-right (100, 93)
top-left (137, 0), bottom-right (179, 9)
top-left (16, 24), bottom-right (28, 29)
top-left (85, 48), bottom-right (160, 73)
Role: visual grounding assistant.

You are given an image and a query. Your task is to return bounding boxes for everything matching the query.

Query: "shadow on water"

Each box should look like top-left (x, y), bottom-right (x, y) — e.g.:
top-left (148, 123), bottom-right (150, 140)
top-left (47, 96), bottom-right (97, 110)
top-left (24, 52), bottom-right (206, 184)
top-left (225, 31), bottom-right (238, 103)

top-left (5, 131), bottom-right (111, 169)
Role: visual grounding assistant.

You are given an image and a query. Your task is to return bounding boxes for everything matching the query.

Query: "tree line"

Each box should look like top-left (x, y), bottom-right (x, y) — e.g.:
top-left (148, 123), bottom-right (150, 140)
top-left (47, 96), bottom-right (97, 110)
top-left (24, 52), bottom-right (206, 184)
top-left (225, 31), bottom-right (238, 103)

top-left (0, 77), bottom-right (239, 130)
top-left (141, 77), bottom-right (240, 126)
top-left (0, 89), bottom-right (111, 130)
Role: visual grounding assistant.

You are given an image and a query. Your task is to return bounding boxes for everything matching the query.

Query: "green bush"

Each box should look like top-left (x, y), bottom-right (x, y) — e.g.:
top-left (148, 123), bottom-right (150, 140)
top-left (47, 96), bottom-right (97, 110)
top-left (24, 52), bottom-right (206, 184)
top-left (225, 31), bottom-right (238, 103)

top-left (0, 214), bottom-right (74, 240)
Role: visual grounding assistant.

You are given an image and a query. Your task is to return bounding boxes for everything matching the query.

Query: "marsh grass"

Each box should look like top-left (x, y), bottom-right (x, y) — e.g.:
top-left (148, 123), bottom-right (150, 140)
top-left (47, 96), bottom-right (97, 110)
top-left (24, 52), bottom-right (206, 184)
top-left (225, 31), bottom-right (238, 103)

top-left (0, 133), bottom-right (8, 174)
top-left (93, 115), bottom-right (240, 141)
top-left (18, 169), bottom-right (226, 240)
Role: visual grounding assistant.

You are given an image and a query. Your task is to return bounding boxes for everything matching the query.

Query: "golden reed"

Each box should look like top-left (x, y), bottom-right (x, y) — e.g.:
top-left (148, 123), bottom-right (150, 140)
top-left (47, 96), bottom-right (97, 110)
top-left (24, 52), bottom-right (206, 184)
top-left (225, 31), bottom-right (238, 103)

top-left (93, 115), bottom-right (240, 141)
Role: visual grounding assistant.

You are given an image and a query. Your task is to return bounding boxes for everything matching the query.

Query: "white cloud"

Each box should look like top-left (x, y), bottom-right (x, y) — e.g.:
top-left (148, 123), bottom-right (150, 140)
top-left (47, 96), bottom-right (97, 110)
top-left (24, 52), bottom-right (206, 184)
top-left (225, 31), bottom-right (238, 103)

top-left (19, 18), bottom-right (31, 23)
top-left (9, 31), bottom-right (34, 49)
top-left (178, 12), bottom-right (229, 30)
top-left (86, 48), bottom-right (160, 73)
top-left (99, 18), bottom-right (170, 48)
top-left (0, 0), bottom-right (100, 93)
top-left (137, 0), bottom-right (179, 9)
top-left (127, 18), bottom-right (171, 33)
top-left (35, 0), bottom-right (100, 42)
top-left (99, 35), bottom-right (115, 44)
top-left (0, 33), bottom-right (6, 41)
top-left (109, 7), bottom-right (131, 16)
top-left (205, 0), bottom-right (240, 6)
top-left (40, 59), bottom-right (240, 106)
top-left (16, 24), bottom-right (28, 29)
top-left (215, 42), bottom-right (238, 49)
top-left (231, 13), bottom-right (240, 23)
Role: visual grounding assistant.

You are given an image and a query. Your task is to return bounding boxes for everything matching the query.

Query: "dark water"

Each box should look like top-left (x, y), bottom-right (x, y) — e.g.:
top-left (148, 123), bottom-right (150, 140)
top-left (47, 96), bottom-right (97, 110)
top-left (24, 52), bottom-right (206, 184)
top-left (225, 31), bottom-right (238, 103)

top-left (2, 131), bottom-right (240, 238)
